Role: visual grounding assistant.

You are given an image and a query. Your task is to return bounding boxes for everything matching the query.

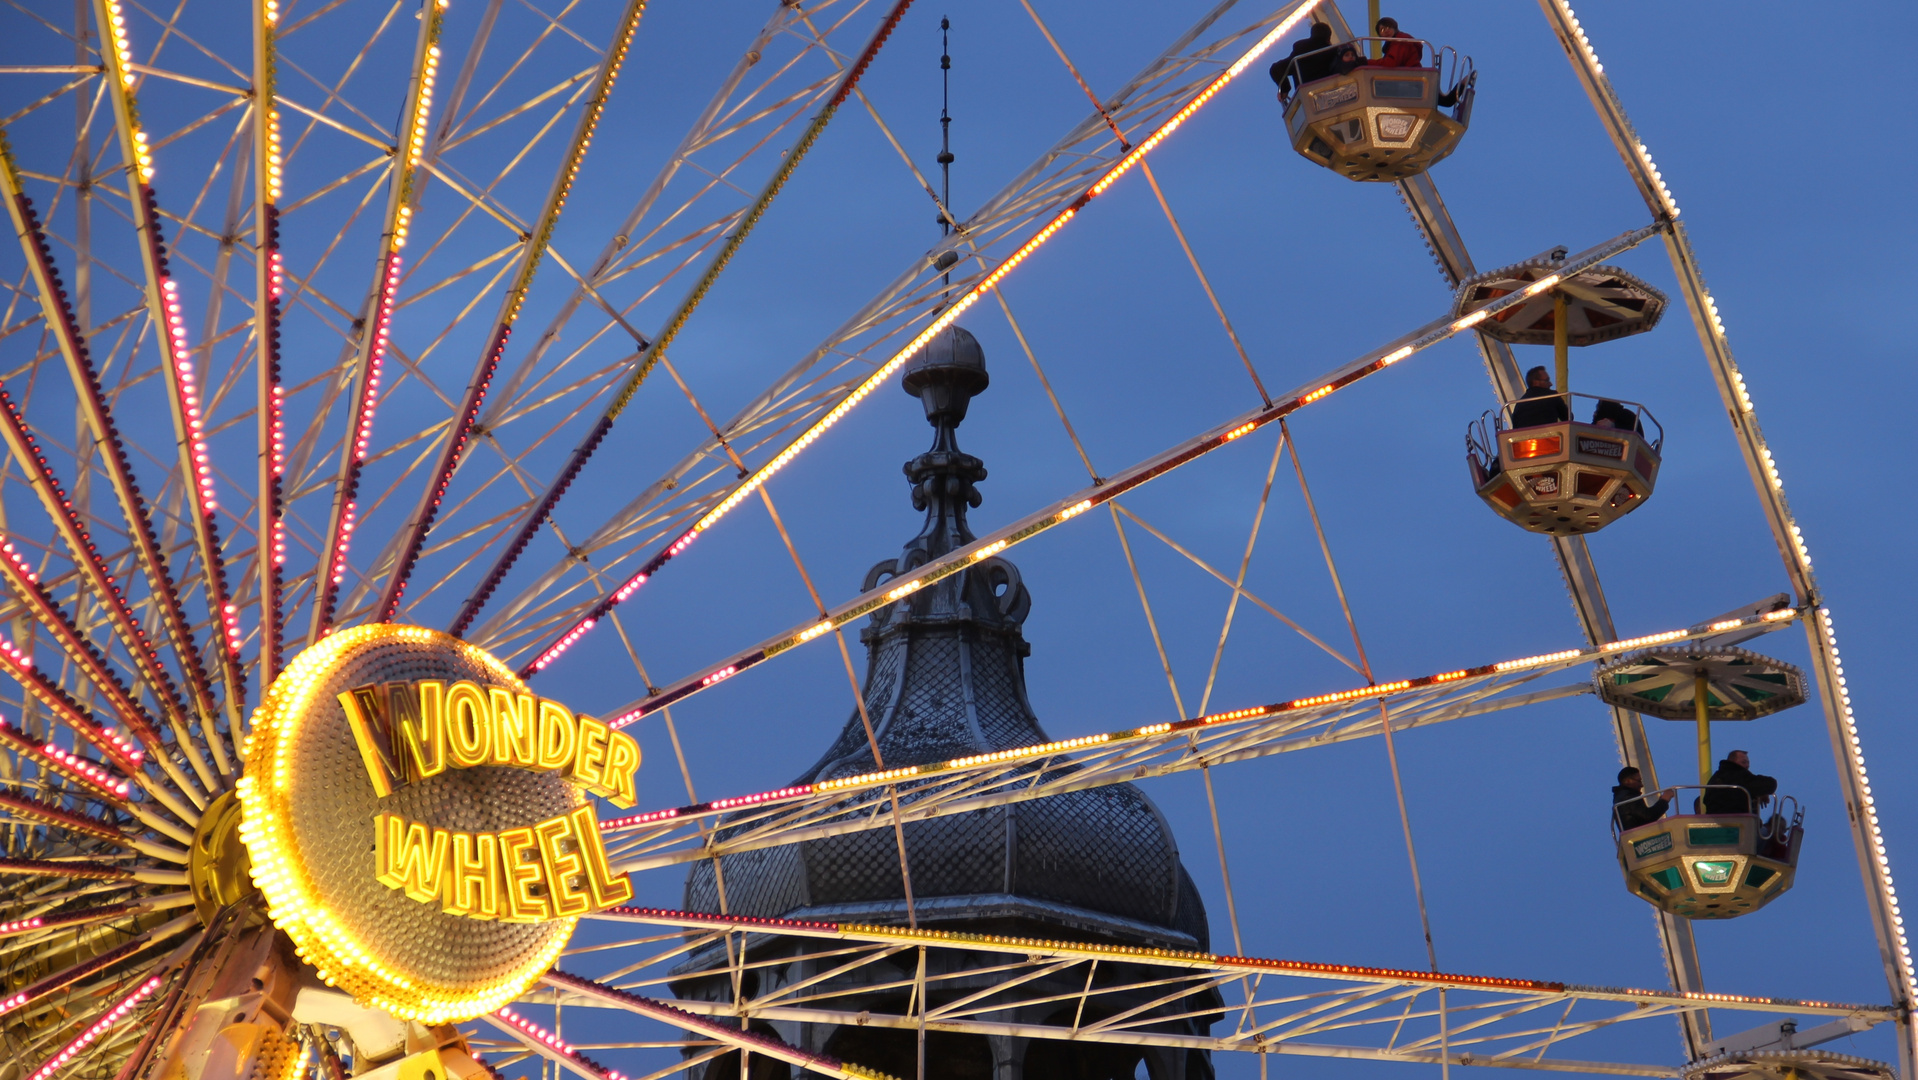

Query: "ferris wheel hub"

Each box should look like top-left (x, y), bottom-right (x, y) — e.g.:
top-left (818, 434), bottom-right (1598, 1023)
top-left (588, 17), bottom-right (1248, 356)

top-left (186, 791), bottom-right (254, 924)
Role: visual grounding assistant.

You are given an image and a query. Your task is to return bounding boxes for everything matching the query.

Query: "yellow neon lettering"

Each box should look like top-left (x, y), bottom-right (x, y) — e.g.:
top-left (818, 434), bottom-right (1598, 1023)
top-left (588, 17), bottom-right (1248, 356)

top-left (376, 814), bottom-right (448, 903)
top-left (571, 714), bottom-right (608, 788)
top-left (569, 804), bottom-right (632, 909)
top-left (339, 689), bottom-right (397, 797)
top-left (395, 680), bottom-right (447, 781)
top-left (497, 826), bottom-right (550, 922)
top-left (535, 699), bottom-right (576, 771)
top-left (601, 730), bottom-right (641, 808)
top-left (490, 689), bottom-right (536, 768)
top-left (533, 813), bottom-right (591, 917)
top-left (373, 811), bottom-right (394, 882)
top-left (442, 831), bottom-right (500, 919)
top-left (444, 681), bottom-right (491, 768)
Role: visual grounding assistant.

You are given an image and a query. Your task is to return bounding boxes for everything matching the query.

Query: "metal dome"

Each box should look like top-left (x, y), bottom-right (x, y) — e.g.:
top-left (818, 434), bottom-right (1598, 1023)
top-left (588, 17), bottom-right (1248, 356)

top-left (684, 327), bottom-right (1208, 949)
top-left (902, 324), bottom-right (990, 428)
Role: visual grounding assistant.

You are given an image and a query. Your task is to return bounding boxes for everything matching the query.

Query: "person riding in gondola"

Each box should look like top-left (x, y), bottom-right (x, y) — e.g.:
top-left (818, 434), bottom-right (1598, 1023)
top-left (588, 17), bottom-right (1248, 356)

top-left (1368, 17), bottom-right (1424, 68)
top-left (1592, 399), bottom-right (1643, 434)
top-left (1509, 366), bottom-right (1570, 428)
top-left (1612, 767), bottom-right (1676, 830)
top-left (1270, 22), bottom-right (1335, 102)
top-left (1703, 750), bottom-right (1779, 815)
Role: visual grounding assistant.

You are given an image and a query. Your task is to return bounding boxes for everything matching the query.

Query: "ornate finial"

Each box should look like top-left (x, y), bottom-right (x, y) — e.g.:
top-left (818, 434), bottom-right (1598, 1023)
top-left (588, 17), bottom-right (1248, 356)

top-left (897, 325), bottom-right (988, 559)
top-left (937, 16), bottom-right (954, 235)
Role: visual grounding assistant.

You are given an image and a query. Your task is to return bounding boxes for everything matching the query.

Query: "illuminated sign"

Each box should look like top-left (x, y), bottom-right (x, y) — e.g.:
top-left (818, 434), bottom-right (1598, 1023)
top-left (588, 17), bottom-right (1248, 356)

top-left (339, 681), bottom-right (639, 805)
top-left (339, 679), bottom-right (637, 919)
top-left (238, 624), bottom-right (640, 1023)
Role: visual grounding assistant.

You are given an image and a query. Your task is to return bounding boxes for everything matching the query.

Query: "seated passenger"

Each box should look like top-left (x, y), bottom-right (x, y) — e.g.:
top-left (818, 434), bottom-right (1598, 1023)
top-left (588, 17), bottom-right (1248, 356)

top-left (1703, 750), bottom-right (1778, 815)
top-left (1612, 766), bottom-right (1676, 831)
top-left (1509, 366), bottom-right (1570, 429)
top-left (1591, 399), bottom-right (1643, 434)
top-left (1270, 22), bottom-right (1336, 101)
top-left (1331, 43), bottom-right (1366, 75)
top-left (1368, 17), bottom-right (1425, 68)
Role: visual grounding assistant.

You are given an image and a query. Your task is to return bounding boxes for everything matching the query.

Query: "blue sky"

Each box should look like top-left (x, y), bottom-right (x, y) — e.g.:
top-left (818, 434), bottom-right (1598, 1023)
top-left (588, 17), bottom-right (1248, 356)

top-left (523, 1), bottom-right (1916, 1075)
top-left (4, 0), bottom-right (1913, 1075)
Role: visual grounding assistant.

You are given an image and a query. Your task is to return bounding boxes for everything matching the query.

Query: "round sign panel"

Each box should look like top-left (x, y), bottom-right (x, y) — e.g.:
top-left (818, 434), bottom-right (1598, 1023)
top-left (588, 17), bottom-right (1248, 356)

top-left (239, 625), bottom-right (637, 1023)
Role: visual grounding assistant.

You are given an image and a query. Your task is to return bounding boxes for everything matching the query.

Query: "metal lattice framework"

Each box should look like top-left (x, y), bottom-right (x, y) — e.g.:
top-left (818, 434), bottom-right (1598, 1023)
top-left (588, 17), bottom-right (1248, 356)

top-left (0, 0), bottom-right (1908, 1078)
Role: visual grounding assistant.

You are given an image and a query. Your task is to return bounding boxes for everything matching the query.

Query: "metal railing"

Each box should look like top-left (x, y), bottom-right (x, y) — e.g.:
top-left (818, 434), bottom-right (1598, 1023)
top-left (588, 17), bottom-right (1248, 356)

top-left (1467, 391), bottom-right (1663, 477)
top-left (1610, 784), bottom-right (1803, 844)
top-left (1275, 37), bottom-right (1475, 121)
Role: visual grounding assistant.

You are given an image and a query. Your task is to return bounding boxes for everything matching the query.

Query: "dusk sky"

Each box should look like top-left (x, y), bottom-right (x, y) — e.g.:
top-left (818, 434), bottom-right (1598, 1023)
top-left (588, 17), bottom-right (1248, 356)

top-left (2, 0), bottom-right (1913, 1077)
top-left (544, 1), bottom-right (1916, 1073)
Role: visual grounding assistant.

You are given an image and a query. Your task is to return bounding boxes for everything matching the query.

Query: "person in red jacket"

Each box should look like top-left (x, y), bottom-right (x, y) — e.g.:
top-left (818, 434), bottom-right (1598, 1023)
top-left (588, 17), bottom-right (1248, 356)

top-left (1369, 17), bottom-right (1425, 68)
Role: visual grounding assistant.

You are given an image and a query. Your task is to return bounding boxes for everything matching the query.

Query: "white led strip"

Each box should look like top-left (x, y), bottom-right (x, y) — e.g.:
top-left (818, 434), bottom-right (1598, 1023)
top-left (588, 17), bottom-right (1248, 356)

top-left (1543, 0), bottom-right (1915, 1029)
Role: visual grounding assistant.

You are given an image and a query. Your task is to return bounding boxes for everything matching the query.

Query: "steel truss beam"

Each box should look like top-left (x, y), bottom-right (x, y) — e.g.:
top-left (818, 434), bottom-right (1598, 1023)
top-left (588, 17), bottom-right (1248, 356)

top-left (89, 0), bottom-right (247, 751)
top-left (367, 0), bottom-right (656, 624)
top-left (526, 914), bottom-right (1893, 1079)
top-left (1295, 0), bottom-right (1717, 1050)
top-left (470, 0), bottom-right (1326, 662)
top-left (433, 0), bottom-right (915, 638)
top-left (1527, 5), bottom-right (1916, 1075)
top-left (587, 223), bottom-right (1660, 728)
top-left (601, 607), bottom-right (1793, 873)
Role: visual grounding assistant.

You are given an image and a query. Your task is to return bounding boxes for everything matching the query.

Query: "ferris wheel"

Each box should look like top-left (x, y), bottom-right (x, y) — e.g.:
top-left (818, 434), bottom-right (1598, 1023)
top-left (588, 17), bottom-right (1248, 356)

top-left (0, 1), bottom-right (1907, 1079)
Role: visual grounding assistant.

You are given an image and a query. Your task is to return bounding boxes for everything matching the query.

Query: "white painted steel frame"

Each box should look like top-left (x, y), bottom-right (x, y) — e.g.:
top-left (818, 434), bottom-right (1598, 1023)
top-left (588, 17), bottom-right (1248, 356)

top-left (510, 912), bottom-right (1896, 1079)
top-left (1531, 2), bottom-right (1915, 1075)
top-left (599, 609), bottom-right (1792, 875)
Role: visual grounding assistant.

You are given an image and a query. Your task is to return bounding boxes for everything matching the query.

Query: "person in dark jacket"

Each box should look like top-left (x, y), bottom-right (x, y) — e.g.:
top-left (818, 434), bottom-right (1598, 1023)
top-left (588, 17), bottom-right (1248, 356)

top-left (1703, 750), bottom-right (1778, 815)
top-left (1591, 399), bottom-right (1643, 434)
top-left (1510, 366), bottom-right (1570, 428)
top-left (1612, 766), bottom-right (1675, 831)
top-left (1369, 17), bottom-right (1425, 68)
top-left (1270, 23), bottom-right (1336, 101)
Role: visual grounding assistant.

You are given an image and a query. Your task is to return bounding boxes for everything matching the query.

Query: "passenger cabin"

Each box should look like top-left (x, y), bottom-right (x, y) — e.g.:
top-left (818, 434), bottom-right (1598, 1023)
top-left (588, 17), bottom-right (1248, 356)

top-left (1282, 40), bottom-right (1475, 181)
top-left (1616, 790), bottom-right (1803, 919)
top-left (1467, 394), bottom-right (1661, 535)
top-left (1456, 258), bottom-right (1668, 535)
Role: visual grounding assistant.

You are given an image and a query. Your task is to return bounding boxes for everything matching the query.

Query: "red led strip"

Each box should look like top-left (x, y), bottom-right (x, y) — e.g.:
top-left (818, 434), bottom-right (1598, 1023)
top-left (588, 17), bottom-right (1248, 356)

top-left (491, 1007), bottom-right (630, 1080)
top-left (309, 0), bottom-right (447, 641)
top-left (0, 792), bottom-right (125, 845)
top-left (377, 0), bottom-right (653, 625)
top-left (144, 205), bottom-right (244, 711)
top-left (0, 135), bottom-right (219, 731)
top-left (600, 609), bottom-right (1795, 831)
top-left (310, 255), bottom-right (395, 639)
top-left (0, 904), bottom-right (140, 938)
top-left (0, 599), bottom-right (146, 775)
top-left (0, 718), bottom-right (128, 798)
top-left (0, 538), bottom-right (160, 743)
top-left (22, 972), bottom-right (164, 1080)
